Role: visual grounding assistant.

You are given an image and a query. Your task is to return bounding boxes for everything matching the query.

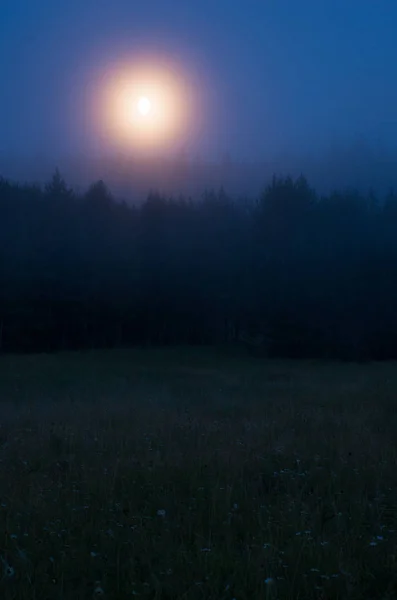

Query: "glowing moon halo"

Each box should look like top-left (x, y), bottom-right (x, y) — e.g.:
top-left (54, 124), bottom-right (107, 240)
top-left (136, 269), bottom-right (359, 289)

top-left (98, 56), bottom-right (200, 153)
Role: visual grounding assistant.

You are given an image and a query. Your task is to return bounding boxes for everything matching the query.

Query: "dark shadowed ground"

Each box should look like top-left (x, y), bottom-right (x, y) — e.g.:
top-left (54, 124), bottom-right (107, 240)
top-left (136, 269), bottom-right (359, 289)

top-left (0, 348), bottom-right (396, 599)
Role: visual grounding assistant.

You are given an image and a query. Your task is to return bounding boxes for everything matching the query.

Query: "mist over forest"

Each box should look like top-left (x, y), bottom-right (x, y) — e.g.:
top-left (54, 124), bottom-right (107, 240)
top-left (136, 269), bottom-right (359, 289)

top-left (1, 137), bottom-right (397, 203)
top-left (1, 162), bottom-right (397, 360)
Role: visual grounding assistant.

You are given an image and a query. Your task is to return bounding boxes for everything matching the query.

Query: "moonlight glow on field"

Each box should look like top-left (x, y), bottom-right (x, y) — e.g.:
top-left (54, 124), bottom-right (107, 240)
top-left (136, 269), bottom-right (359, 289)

top-left (99, 56), bottom-right (197, 153)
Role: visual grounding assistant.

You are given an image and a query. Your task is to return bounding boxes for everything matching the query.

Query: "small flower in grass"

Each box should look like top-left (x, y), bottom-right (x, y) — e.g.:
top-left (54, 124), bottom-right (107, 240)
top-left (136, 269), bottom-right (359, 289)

top-left (0, 555), bottom-right (15, 580)
top-left (298, 529), bottom-right (310, 536)
top-left (264, 577), bottom-right (275, 585)
top-left (369, 535), bottom-right (384, 546)
top-left (4, 564), bottom-right (15, 579)
top-left (157, 509), bottom-right (166, 517)
top-left (93, 581), bottom-right (105, 596)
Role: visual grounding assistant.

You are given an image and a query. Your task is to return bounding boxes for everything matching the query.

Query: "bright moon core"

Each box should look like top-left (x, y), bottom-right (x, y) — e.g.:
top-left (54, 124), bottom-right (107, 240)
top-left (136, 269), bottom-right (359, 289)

top-left (138, 96), bottom-right (151, 116)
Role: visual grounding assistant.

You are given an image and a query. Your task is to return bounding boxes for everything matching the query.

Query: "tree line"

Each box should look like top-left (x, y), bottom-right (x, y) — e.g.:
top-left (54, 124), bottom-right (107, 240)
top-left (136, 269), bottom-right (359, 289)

top-left (1, 168), bottom-right (397, 360)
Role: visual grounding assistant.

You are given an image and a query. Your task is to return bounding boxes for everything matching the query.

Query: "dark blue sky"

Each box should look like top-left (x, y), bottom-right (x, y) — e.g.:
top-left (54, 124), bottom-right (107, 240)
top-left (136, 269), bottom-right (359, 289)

top-left (1, 0), bottom-right (397, 163)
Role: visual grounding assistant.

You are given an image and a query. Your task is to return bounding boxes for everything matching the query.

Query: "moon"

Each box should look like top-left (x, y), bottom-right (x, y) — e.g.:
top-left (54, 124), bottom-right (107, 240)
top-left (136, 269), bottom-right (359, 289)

top-left (137, 96), bottom-right (151, 116)
top-left (99, 56), bottom-right (201, 153)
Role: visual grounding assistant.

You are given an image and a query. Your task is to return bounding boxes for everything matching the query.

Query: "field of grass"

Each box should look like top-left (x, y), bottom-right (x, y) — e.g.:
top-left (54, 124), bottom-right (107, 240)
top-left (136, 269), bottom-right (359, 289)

top-left (0, 347), bottom-right (396, 599)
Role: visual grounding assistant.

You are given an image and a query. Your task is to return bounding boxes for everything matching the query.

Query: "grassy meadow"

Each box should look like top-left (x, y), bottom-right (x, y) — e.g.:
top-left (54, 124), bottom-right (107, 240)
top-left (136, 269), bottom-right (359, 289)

top-left (0, 347), bottom-right (396, 599)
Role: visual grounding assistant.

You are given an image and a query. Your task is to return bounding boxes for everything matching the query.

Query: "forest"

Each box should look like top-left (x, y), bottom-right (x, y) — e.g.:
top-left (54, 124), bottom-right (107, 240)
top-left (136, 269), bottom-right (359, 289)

top-left (1, 169), bottom-right (397, 360)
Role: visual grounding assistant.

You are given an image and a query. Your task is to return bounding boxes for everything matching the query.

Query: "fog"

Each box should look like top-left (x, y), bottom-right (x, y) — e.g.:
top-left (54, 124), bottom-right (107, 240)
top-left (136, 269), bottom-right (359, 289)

top-left (1, 138), bottom-right (397, 204)
top-left (1, 0), bottom-right (396, 199)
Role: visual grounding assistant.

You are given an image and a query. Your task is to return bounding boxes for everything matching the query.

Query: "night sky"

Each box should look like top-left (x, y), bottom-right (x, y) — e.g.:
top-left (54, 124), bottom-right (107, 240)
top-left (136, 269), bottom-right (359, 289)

top-left (1, 0), bottom-right (397, 165)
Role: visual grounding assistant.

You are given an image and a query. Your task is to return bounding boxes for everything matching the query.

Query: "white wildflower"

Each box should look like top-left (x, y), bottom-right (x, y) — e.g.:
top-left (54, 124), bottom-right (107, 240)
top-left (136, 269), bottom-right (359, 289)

top-left (4, 564), bottom-right (15, 578)
top-left (93, 582), bottom-right (105, 596)
top-left (1, 561), bottom-right (14, 579)
top-left (157, 509), bottom-right (166, 517)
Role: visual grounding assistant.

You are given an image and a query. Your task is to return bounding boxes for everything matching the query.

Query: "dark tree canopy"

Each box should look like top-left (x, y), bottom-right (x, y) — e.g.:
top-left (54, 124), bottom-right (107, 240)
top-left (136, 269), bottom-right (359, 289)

top-left (1, 168), bottom-right (397, 360)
